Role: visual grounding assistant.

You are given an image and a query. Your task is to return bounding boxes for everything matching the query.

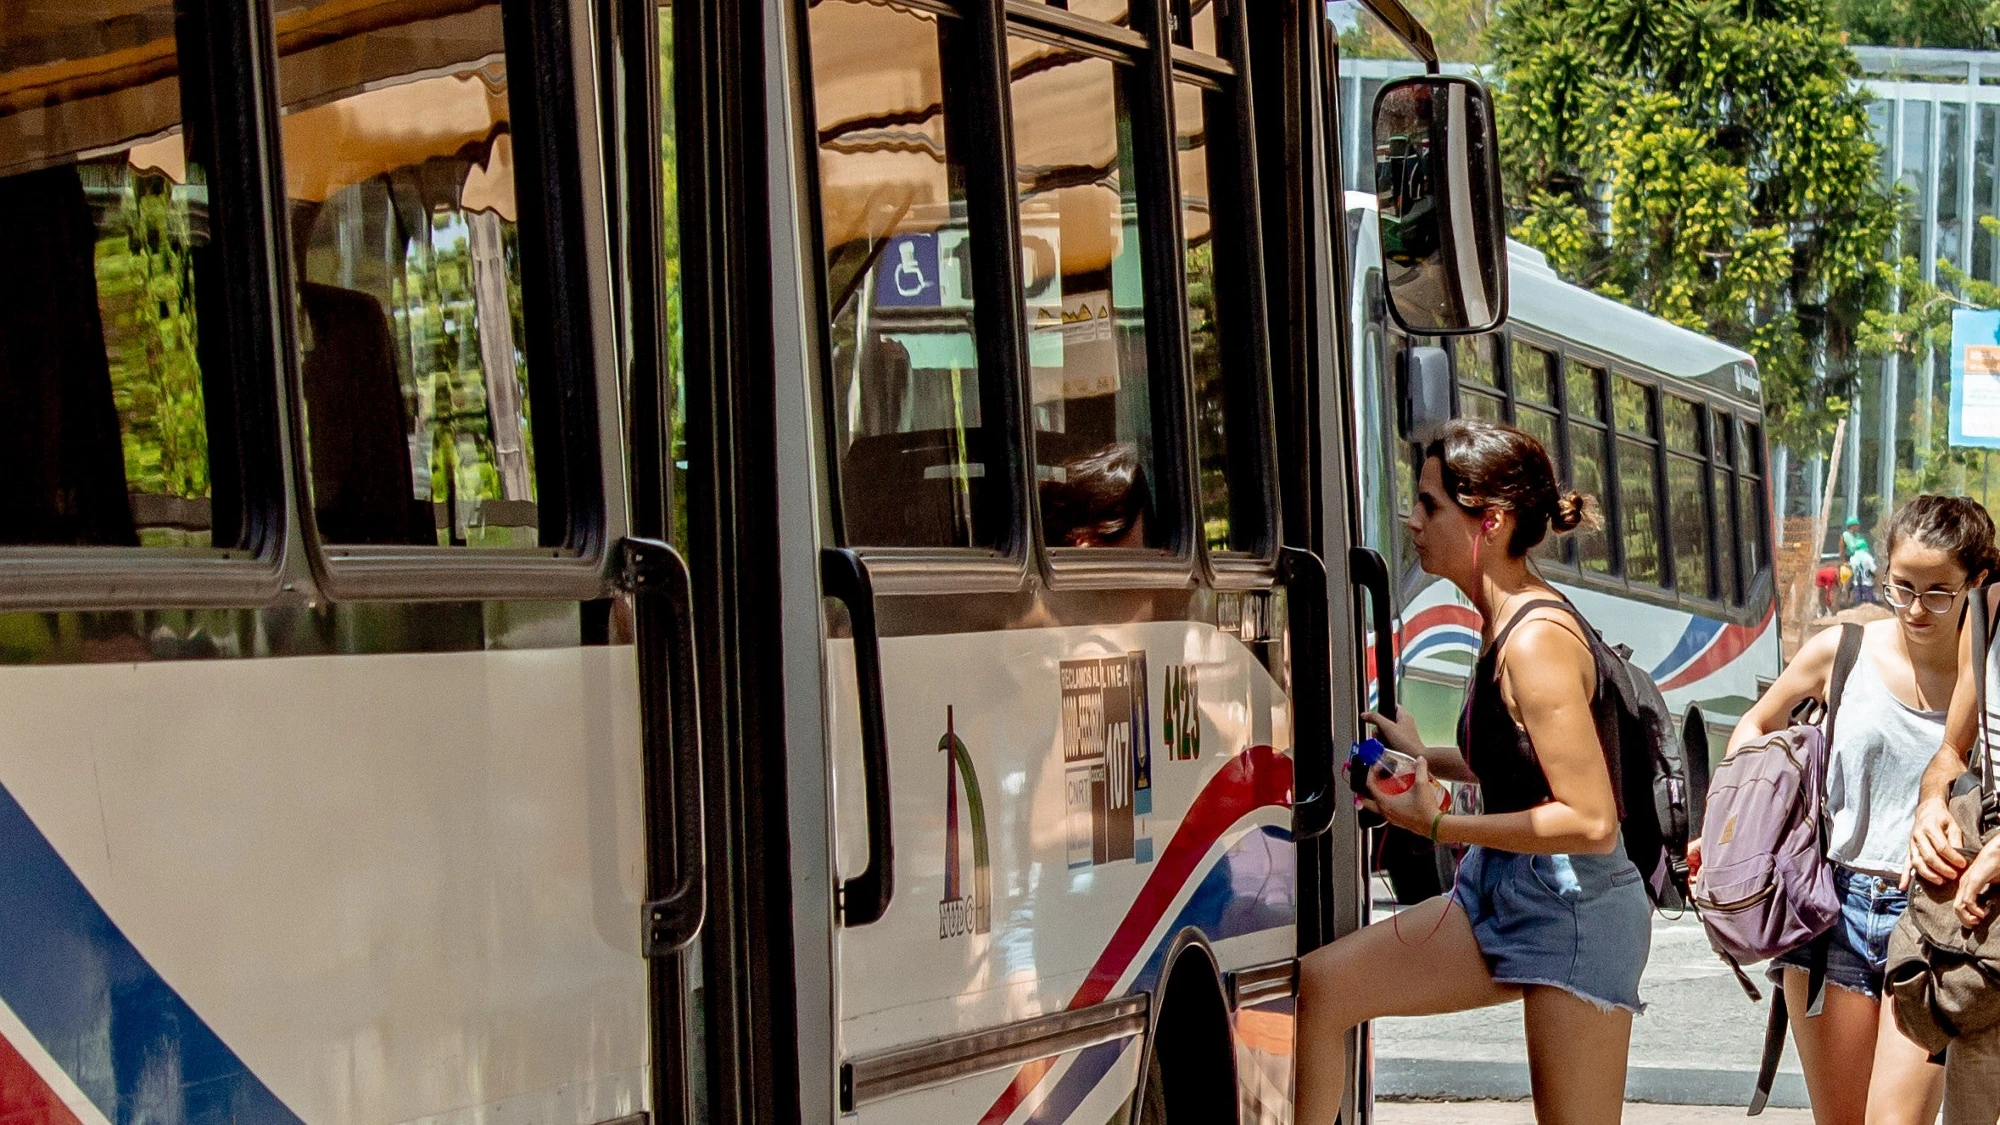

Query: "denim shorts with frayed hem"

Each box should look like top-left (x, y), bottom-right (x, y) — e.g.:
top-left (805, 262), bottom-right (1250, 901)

top-left (1452, 842), bottom-right (1653, 1013)
top-left (1769, 864), bottom-right (1907, 1000)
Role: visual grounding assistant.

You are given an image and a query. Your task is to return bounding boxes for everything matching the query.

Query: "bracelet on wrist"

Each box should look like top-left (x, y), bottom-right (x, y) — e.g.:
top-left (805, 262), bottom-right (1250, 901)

top-left (1429, 810), bottom-right (1448, 846)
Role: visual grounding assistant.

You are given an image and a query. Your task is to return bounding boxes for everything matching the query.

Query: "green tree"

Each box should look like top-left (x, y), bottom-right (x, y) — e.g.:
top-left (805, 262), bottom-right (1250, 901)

top-left (1835, 0), bottom-right (2000, 49)
top-left (1492, 0), bottom-right (1900, 451)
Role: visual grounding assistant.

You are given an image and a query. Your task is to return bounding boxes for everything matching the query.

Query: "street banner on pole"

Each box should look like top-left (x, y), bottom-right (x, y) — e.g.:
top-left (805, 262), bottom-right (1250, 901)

top-left (1951, 308), bottom-right (2000, 448)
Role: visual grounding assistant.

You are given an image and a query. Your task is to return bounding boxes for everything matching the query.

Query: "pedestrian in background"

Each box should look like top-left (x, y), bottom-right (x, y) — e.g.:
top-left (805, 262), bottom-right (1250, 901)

top-left (1708, 496), bottom-right (1994, 1125)
top-left (1295, 420), bottom-right (1649, 1125)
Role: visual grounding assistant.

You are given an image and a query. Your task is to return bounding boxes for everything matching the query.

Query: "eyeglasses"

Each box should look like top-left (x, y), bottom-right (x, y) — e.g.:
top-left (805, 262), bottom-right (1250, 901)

top-left (1883, 582), bottom-right (1968, 614)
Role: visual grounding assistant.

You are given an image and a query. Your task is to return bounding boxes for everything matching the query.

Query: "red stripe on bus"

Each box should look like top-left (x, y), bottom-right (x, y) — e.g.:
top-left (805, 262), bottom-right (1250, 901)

top-left (1657, 603), bottom-right (1774, 692)
top-left (975, 744), bottom-right (1294, 1125)
top-left (0, 1030), bottom-right (82, 1125)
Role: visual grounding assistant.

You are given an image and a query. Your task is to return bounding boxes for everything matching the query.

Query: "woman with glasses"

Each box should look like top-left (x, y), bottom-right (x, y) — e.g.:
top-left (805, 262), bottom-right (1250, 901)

top-left (1709, 496), bottom-right (1997, 1125)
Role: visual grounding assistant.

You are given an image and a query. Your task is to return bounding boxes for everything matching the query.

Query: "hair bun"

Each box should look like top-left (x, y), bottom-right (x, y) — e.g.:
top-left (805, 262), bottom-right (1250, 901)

top-left (1552, 491), bottom-right (1597, 534)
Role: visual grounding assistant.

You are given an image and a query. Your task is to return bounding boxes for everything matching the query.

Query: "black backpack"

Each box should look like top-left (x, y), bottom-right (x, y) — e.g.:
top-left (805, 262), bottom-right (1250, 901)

top-left (1602, 640), bottom-right (1693, 908)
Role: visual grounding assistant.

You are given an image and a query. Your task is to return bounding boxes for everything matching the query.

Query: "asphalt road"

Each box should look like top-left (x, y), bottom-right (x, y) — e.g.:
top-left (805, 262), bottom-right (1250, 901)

top-left (1369, 882), bottom-right (1805, 1110)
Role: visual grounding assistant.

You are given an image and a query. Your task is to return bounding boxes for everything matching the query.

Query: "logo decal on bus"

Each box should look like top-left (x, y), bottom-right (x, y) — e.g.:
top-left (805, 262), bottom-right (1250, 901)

top-left (1163, 665), bottom-right (1201, 761)
top-left (939, 707), bottom-right (992, 939)
top-left (1059, 652), bottom-right (1154, 869)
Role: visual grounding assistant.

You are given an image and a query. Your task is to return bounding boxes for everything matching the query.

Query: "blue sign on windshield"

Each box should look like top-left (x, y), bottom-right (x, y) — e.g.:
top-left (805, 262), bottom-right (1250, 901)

top-left (875, 233), bottom-right (938, 308)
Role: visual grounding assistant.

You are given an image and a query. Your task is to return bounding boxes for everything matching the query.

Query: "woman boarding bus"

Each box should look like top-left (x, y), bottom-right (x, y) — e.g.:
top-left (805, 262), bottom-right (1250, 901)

top-left (1296, 419), bottom-right (1651, 1125)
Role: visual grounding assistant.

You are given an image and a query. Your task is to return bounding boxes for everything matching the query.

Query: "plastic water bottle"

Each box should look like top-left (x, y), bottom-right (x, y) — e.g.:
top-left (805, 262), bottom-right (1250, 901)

top-left (1354, 738), bottom-right (1448, 809)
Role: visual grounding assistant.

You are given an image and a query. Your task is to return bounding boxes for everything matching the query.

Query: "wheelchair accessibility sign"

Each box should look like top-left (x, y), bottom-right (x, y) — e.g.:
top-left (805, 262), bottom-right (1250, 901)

top-left (873, 231), bottom-right (975, 310)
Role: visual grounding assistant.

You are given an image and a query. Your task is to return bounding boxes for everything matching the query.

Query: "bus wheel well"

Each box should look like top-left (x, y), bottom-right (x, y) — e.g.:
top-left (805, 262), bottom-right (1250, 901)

top-left (1139, 940), bottom-right (1240, 1125)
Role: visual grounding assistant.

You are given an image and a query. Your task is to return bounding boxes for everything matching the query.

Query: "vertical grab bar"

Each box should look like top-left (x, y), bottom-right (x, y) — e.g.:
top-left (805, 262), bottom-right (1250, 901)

top-left (822, 547), bottom-right (894, 927)
top-left (619, 538), bottom-right (708, 955)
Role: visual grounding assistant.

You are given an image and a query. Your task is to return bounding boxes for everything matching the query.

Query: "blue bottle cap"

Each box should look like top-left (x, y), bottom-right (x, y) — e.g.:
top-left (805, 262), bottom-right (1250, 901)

top-left (1353, 737), bottom-right (1387, 766)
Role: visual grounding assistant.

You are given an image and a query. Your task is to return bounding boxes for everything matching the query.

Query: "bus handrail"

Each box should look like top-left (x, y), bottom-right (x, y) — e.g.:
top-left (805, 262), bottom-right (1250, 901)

top-left (823, 547), bottom-right (895, 927)
top-left (619, 538), bottom-right (708, 955)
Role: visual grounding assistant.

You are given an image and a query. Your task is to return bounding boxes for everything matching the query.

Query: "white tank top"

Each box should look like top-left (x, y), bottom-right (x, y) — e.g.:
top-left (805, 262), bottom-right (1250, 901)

top-left (1825, 636), bottom-right (1948, 878)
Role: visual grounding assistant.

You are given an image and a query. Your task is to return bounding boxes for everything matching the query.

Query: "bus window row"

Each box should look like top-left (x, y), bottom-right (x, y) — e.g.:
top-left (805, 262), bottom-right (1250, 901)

top-left (1, 0), bottom-right (625, 567)
top-left (1406, 329), bottom-right (1769, 611)
top-left (802, 0), bottom-right (1269, 564)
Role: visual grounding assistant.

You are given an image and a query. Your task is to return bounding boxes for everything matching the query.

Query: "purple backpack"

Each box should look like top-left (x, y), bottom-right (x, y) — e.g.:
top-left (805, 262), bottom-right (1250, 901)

top-left (1694, 624), bottom-right (1862, 981)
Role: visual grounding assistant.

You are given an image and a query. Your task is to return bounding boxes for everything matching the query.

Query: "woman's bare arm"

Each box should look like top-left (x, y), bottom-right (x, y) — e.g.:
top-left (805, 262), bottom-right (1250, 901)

top-left (1367, 613), bottom-right (1617, 854)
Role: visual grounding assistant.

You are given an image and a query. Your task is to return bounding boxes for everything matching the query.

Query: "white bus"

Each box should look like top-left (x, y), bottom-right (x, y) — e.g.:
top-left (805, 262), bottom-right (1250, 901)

top-left (0, 2), bottom-right (1504, 1125)
top-left (1347, 193), bottom-right (1782, 899)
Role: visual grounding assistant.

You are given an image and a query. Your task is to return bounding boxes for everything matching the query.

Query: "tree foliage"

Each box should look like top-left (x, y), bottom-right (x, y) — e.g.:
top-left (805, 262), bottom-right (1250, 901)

top-left (1491, 0), bottom-right (1900, 450)
top-left (1835, 0), bottom-right (2000, 49)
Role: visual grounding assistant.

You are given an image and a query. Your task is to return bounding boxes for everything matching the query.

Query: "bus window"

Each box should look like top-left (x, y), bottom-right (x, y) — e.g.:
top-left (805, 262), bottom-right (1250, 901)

top-left (0, 8), bottom-right (223, 549)
top-left (809, 0), bottom-right (998, 550)
top-left (1663, 395), bottom-right (1709, 598)
top-left (1458, 335), bottom-right (1499, 389)
top-left (1178, 77), bottom-right (1260, 554)
top-left (275, 0), bottom-right (547, 549)
top-left (1739, 420), bottom-right (1768, 585)
top-left (1712, 409), bottom-right (1740, 603)
top-left (1511, 339), bottom-right (1554, 407)
top-left (1563, 359), bottom-right (1612, 574)
top-left (1012, 38), bottom-right (1165, 550)
top-left (1614, 375), bottom-right (1661, 585)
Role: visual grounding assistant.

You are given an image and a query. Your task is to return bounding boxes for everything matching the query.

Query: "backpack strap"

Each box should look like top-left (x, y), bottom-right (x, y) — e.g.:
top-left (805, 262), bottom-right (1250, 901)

top-left (1974, 587), bottom-right (1996, 801)
top-left (1487, 597), bottom-right (1589, 656)
top-left (1823, 623), bottom-right (1863, 752)
top-left (1750, 982), bottom-right (1788, 1115)
top-left (1798, 626), bottom-right (1861, 1023)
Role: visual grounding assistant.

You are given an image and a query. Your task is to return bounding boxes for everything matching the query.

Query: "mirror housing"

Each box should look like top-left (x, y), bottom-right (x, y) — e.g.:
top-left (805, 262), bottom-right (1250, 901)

top-left (1372, 75), bottom-right (1509, 335)
top-left (1401, 345), bottom-right (1453, 444)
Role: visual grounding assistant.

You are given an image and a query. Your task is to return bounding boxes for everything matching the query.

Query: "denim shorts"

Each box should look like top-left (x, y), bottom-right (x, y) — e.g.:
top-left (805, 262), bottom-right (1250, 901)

top-left (1451, 842), bottom-right (1653, 1012)
top-left (1770, 865), bottom-right (1907, 1000)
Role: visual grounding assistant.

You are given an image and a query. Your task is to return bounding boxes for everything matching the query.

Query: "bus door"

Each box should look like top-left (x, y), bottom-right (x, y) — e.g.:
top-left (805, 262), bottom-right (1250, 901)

top-left (0, 3), bottom-right (707, 1124)
top-left (787, 1), bottom-right (1307, 1121)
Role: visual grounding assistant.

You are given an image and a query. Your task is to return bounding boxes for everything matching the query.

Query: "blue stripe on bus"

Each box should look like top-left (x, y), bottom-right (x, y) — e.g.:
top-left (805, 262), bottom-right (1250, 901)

top-left (1648, 615), bottom-right (1721, 681)
top-left (0, 778), bottom-right (301, 1125)
top-left (1026, 825), bottom-right (1294, 1124)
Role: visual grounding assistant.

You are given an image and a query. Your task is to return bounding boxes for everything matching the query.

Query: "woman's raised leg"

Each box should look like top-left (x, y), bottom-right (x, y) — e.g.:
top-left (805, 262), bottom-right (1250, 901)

top-left (1864, 984), bottom-right (1944, 1125)
top-left (1782, 968), bottom-right (1885, 1125)
top-left (1519, 984), bottom-right (1633, 1125)
top-left (1293, 895), bottom-right (1518, 1125)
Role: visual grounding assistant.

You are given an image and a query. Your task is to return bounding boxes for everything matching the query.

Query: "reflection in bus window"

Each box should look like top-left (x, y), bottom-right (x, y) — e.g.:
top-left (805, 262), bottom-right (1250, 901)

top-left (1739, 420), bottom-right (1767, 586)
top-left (1565, 361), bottom-right (1611, 573)
top-left (1019, 0), bottom-right (1130, 23)
top-left (1178, 79), bottom-right (1251, 553)
top-left (275, 0), bottom-right (543, 548)
top-left (1511, 339), bottom-right (1553, 405)
top-left (0, 7), bottom-right (220, 548)
top-left (811, 1), bottom-right (994, 549)
top-left (1187, 0), bottom-right (1220, 53)
top-left (1458, 336), bottom-right (1497, 387)
top-left (1712, 411), bottom-right (1738, 601)
top-left (1010, 40), bottom-right (1164, 549)
top-left (1615, 377), bottom-right (1661, 584)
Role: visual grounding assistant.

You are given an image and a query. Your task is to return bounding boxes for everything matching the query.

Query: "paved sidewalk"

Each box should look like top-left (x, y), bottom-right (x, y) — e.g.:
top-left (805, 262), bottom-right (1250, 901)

top-left (1375, 1101), bottom-right (1813, 1123)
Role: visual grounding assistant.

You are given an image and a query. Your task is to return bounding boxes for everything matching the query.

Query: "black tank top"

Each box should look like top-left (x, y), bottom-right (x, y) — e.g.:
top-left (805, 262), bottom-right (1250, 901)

top-left (1457, 598), bottom-right (1626, 817)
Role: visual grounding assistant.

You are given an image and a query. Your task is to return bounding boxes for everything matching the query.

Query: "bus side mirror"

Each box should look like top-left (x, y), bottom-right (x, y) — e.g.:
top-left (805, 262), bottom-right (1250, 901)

top-left (1372, 76), bottom-right (1508, 335)
top-left (1401, 345), bottom-right (1452, 444)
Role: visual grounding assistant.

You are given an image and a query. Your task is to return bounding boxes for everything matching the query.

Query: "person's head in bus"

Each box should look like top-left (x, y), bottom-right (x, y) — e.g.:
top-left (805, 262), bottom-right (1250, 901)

top-left (1043, 442), bottom-right (1149, 548)
top-left (1877, 495), bottom-right (1998, 640)
top-left (1407, 419), bottom-right (1593, 598)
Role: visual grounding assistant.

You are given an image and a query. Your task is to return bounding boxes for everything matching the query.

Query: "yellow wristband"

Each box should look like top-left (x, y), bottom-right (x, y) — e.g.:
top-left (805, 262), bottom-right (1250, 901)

top-left (1429, 810), bottom-right (1448, 846)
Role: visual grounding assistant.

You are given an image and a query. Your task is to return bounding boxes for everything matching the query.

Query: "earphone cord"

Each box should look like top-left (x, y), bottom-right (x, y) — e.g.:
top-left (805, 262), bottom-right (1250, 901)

top-left (1391, 885), bottom-right (1455, 947)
